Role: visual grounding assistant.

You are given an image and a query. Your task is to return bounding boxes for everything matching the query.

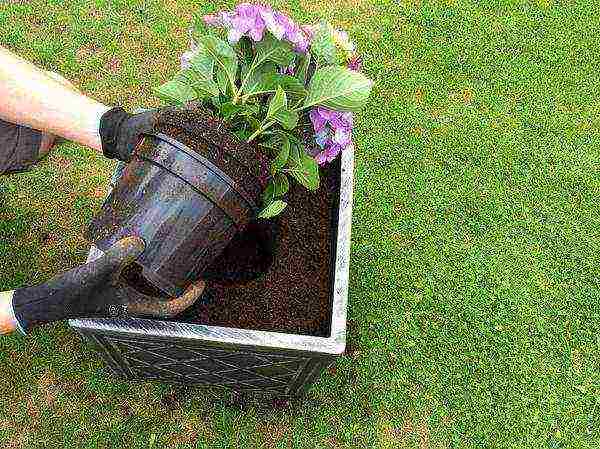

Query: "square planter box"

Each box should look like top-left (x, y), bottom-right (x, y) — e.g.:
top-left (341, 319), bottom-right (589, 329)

top-left (69, 150), bottom-right (354, 399)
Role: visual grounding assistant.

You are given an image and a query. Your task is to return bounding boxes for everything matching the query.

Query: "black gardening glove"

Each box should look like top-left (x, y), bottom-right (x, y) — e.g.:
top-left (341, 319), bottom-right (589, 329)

top-left (99, 108), bottom-right (158, 162)
top-left (11, 237), bottom-right (205, 334)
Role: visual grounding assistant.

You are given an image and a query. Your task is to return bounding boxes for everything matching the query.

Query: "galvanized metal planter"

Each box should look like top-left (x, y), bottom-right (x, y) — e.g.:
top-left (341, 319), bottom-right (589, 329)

top-left (69, 149), bottom-right (354, 398)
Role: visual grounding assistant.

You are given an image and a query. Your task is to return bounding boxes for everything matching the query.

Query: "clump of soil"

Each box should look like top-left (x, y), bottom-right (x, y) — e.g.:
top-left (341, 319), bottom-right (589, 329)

top-left (178, 160), bottom-right (340, 337)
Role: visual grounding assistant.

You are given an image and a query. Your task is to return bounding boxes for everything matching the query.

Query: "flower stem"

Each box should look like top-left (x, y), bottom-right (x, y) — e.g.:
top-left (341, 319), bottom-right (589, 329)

top-left (234, 55), bottom-right (260, 104)
top-left (293, 104), bottom-right (311, 113)
top-left (247, 120), bottom-right (275, 143)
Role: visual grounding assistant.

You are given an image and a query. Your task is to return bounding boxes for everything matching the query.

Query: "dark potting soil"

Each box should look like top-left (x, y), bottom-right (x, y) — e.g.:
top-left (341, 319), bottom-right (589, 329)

top-left (177, 161), bottom-right (340, 337)
top-left (145, 106), bottom-right (339, 337)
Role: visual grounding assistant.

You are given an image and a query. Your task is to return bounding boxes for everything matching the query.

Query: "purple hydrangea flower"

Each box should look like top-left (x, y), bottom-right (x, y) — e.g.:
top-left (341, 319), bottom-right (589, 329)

top-left (275, 12), bottom-right (309, 52)
top-left (260, 8), bottom-right (285, 39)
top-left (231, 3), bottom-right (266, 43)
top-left (309, 107), bottom-right (354, 165)
top-left (203, 4), bottom-right (309, 53)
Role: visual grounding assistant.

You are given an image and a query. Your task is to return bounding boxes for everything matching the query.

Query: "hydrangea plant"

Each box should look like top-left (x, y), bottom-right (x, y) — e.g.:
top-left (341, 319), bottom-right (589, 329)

top-left (154, 3), bottom-right (373, 218)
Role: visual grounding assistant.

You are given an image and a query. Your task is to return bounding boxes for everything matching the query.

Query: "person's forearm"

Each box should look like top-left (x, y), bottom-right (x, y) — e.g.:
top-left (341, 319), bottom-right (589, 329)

top-left (0, 46), bottom-right (109, 152)
top-left (0, 291), bottom-right (17, 335)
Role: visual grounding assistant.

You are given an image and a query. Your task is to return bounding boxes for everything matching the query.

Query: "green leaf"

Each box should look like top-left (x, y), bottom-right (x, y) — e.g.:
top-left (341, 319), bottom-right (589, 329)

top-left (153, 75), bottom-right (197, 105)
top-left (287, 143), bottom-right (320, 190)
top-left (304, 66), bottom-right (373, 112)
top-left (266, 74), bottom-right (307, 98)
top-left (242, 62), bottom-right (277, 95)
top-left (188, 46), bottom-right (214, 78)
top-left (310, 22), bottom-right (340, 66)
top-left (233, 128), bottom-right (253, 141)
top-left (241, 103), bottom-right (261, 116)
top-left (267, 86), bottom-right (287, 119)
top-left (262, 90), bottom-right (297, 130)
top-left (273, 173), bottom-right (290, 196)
top-left (277, 109), bottom-right (299, 130)
top-left (271, 137), bottom-right (290, 173)
top-left (260, 133), bottom-right (284, 153)
top-left (236, 37), bottom-right (255, 66)
top-left (247, 116), bottom-right (262, 131)
top-left (244, 73), bottom-right (307, 99)
top-left (220, 102), bottom-right (244, 120)
top-left (265, 86), bottom-right (298, 129)
top-left (211, 96), bottom-right (223, 110)
top-left (220, 102), bottom-right (260, 120)
top-left (184, 47), bottom-right (220, 97)
top-left (181, 69), bottom-right (220, 98)
top-left (258, 200), bottom-right (288, 219)
top-left (196, 34), bottom-right (238, 97)
top-left (215, 70), bottom-right (229, 95)
top-left (295, 52), bottom-right (311, 85)
top-left (262, 180), bottom-right (275, 205)
top-left (255, 33), bottom-right (295, 67)
top-left (261, 173), bottom-right (289, 205)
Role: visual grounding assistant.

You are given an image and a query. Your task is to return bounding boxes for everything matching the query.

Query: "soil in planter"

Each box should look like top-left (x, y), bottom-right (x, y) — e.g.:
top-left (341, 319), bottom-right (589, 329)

top-left (144, 107), bottom-right (338, 337)
top-left (201, 219), bottom-right (278, 286)
top-left (177, 161), bottom-right (340, 338)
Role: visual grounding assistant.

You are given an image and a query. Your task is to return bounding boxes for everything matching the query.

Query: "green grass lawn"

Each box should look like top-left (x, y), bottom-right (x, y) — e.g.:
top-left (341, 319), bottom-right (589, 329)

top-left (1, 0), bottom-right (600, 447)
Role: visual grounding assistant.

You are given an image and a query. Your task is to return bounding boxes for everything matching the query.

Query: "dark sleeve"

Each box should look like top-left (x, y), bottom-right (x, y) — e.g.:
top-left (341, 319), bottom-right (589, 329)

top-left (0, 119), bottom-right (41, 175)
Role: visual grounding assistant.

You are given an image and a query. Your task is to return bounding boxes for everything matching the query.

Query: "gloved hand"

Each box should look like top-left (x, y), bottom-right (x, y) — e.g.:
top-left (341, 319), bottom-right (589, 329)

top-left (98, 108), bottom-right (158, 162)
top-left (9, 236), bottom-right (205, 334)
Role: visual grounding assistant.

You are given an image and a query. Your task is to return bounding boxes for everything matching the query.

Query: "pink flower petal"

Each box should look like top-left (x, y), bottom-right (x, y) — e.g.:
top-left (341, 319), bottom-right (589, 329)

top-left (315, 151), bottom-right (330, 166)
top-left (249, 25), bottom-right (265, 41)
top-left (332, 128), bottom-right (352, 147)
top-left (260, 8), bottom-right (285, 39)
top-left (203, 14), bottom-right (220, 26)
top-left (227, 28), bottom-right (244, 44)
top-left (315, 143), bottom-right (343, 165)
top-left (348, 54), bottom-right (362, 71)
top-left (309, 108), bottom-right (327, 132)
top-left (316, 106), bottom-right (338, 121)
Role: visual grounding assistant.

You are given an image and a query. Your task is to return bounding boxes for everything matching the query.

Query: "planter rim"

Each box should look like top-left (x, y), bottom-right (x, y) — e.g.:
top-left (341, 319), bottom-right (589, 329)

top-left (70, 149), bottom-right (354, 356)
top-left (70, 318), bottom-right (346, 355)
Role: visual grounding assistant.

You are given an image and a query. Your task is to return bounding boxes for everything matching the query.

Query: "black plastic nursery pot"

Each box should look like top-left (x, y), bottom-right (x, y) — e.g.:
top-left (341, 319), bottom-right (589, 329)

top-left (70, 150), bottom-right (354, 400)
top-left (85, 132), bottom-right (259, 297)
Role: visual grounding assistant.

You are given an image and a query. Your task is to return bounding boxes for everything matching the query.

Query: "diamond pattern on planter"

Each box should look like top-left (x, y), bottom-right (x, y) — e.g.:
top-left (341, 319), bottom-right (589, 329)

top-left (105, 336), bottom-right (311, 392)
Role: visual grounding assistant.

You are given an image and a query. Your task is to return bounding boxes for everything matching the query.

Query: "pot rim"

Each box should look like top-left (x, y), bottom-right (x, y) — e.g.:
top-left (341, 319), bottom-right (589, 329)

top-left (142, 132), bottom-right (258, 211)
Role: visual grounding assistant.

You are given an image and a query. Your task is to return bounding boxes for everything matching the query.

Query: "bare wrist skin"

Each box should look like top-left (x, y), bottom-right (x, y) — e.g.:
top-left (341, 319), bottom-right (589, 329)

top-left (0, 291), bottom-right (17, 335)
top-left (0, 46), bottom-right (110, 152)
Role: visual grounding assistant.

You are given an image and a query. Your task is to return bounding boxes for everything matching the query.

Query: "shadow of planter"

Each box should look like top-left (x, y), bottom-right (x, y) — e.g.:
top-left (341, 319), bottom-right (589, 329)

top-left (69, 149), bottom-right (354, 400)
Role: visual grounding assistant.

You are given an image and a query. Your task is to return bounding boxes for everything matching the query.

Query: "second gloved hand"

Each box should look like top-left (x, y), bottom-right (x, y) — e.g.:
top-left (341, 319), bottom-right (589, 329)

top-left (11, 236), bottom-right (205, 334)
